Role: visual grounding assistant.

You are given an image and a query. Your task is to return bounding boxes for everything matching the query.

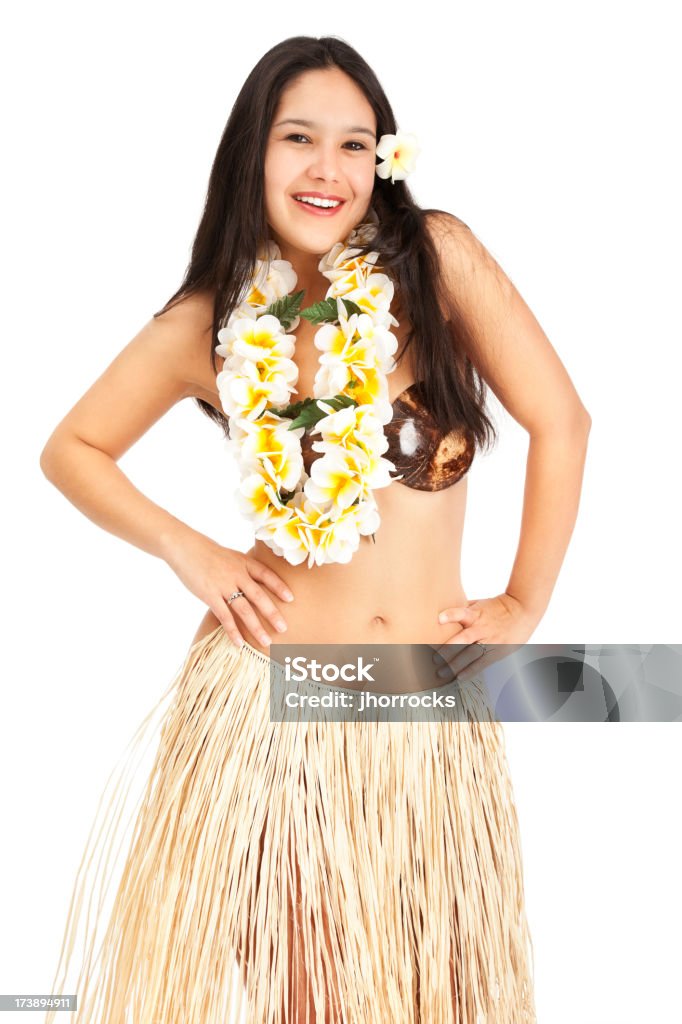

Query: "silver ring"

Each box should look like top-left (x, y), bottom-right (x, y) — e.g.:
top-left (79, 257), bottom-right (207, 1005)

top-left (227, 590), bottom-right (245, 605)
top-left (476, 641), bottom-right (492, 655)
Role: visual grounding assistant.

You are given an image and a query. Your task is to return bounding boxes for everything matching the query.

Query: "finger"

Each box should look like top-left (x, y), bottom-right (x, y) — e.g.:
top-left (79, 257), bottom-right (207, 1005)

top-left (456, 656), bottom-right (490, 682)
top-left (246, 560), bottom-right (294, 603)
top-left (227, 592), bottom-right (273, 648)
top-left (433, 628), bottom-right (481, 660)
top-left (240, 580), bottom-right (288, 635)
top-left (438, 645), bottom-right (493, 682)
top-left (212, 600), bottom-right (244, 649)
top-left (432, 645), bottom-right (470, 683)
top-left (438, 606), bottom-right (478, 627)
top-left (433, 633), bottom-right (484, 674)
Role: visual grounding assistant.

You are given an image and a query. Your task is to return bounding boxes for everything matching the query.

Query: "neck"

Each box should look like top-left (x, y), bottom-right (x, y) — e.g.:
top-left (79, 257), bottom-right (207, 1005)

top-left (266, 228), bottom-right (353, 299)
top-left (275, 245), bottom-right (334, 302)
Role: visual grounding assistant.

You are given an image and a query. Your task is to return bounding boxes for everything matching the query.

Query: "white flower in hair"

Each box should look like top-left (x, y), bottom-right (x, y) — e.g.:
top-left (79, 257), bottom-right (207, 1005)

top-left (375, 129), bottom-right (420, 183)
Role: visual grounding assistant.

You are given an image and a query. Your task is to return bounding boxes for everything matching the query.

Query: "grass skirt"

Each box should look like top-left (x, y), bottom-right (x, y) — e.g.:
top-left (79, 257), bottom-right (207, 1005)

top-left (45, 624), bottom-right (537, 1023)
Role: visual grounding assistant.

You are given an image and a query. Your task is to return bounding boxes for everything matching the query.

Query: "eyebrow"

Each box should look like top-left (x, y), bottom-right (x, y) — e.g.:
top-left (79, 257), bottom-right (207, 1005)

top-left (272, 118), bottom-right (376, 140)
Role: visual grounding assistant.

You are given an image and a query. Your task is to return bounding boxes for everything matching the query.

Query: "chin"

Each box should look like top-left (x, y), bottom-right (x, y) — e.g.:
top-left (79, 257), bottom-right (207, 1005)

top-left (284, 222), bottom-right (351, 248)
top-left (267, 201), bottom-right (368, 255)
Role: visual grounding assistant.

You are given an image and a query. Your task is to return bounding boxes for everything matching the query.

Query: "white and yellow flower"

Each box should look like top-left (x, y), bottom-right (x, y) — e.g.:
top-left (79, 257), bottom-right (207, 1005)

top-left (348, 312), bottom-right (398, 372)
top-left (343, 364), bottom-right (390, 408)
top-left (312, 311), bottom-right (396, 392)
top-left (312, 403), bottom-right (393, 456)
top-left (221, 313), bottom-right (296, 363)
top-left (303, 446), bottom-right (367, 512)
top-left (340, 273), bottom-right (398, 328)
top-left (256, 486), bottom-right (383, 568)
top-left (217, 358), bottom-right (297, 420)
top-left (235, 413), bottom-right (305, 492)
top-left (235, 464), bottom-right (289, 528)
top-left (311, 308), bottom-right (359, 365)
top-left (354, 497), bottom-right (381, 535)
top-left (311, 500), bottom-right (381, 567)
top-left (311, 506), bottom-right (363, 565)
top-left (318, 245), bottom-right (379, 289)
top-left (375, 130), bottom-right (420, 184)
top-left (258, 493), bottom-right (333, 567)
top-left (310, 360), bottom-right (354, 399)
top-left (237, 242), bottom-right (299, 310)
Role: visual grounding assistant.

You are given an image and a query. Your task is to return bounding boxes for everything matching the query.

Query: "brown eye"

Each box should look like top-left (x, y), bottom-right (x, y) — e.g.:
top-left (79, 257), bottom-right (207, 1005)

top-left (285, 134), bottom-right (366, 151)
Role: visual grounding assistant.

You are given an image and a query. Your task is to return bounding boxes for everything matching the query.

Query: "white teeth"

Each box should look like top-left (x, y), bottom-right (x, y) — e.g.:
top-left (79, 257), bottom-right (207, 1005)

top-left (294, 195), bottom-right (341, 208)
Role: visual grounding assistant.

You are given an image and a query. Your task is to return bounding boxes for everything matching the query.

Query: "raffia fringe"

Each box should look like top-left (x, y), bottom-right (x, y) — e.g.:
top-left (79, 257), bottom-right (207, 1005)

top-left (45, 625), bottom-right (537, 1023)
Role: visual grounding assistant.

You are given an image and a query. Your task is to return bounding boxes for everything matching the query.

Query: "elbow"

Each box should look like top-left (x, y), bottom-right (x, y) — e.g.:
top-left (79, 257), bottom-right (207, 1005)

top-left (39, 439), bottom-right (57, 480)
top-left (568, 408), bottom-right (592, 444)
top-left (40, 417), bottom-right (81, 479)
top-left (39, 431), bottom-right (71, 482)
top-left (577, 405), bottom-right (592, 435)
top-left (563, 401), bottom-right (592, 437)
top-left (529, 405), bottom-right (591, 441)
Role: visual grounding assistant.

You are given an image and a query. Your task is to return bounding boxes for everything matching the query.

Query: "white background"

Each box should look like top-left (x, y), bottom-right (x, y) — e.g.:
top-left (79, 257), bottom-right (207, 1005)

top-left (2, 1), bottom-right (681, 1022)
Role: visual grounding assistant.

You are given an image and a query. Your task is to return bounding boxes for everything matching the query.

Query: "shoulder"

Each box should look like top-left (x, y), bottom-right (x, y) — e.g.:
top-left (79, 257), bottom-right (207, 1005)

top-left (149, 288), bottom-right (220, 399)
top-left (422, 210), bottom-right (591, 432)
top-left (422, 208), bottom-right (472, 242)
top-left (421, 209), bottom-right (516, 342)
top-left (151, 288), bottom-right (215, 351)
top-left (422, 209), bottom-right (508, 296)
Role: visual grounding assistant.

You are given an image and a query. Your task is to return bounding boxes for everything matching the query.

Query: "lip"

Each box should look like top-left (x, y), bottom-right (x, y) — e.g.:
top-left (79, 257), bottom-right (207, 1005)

top-left (293, 191), bottom-right (347, 201)
top-left (291, 192), bottom-right (347, 217)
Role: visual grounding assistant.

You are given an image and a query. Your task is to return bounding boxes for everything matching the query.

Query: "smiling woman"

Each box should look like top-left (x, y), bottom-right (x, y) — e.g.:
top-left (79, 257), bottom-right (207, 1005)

top-left (264, 73), bottom-right (379, 260)
top-left (40, 30), bottom-right (589, 1024)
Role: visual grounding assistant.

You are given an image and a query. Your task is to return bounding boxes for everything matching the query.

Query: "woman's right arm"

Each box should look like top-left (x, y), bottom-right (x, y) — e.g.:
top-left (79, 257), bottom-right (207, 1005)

top-left (39, 292), bottom-right (293, 647)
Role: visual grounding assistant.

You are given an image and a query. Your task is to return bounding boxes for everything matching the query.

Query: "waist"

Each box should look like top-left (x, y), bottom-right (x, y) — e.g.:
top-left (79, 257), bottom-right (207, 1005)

top-left (242, 537), bottom-right (467, 655)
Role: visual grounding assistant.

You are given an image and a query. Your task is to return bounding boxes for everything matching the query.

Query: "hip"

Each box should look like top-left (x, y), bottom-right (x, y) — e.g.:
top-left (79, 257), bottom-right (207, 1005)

top-left (191, 553), bottom-right (468, 657)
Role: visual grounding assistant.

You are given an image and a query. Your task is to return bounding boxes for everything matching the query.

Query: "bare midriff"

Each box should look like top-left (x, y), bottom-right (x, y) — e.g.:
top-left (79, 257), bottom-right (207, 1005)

top-left (191, 477), bottom-right (469, 655)
top-left (186, 285), bottom-right (470, 655)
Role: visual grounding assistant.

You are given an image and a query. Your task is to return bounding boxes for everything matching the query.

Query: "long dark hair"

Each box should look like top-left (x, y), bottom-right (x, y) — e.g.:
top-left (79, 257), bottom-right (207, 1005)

top-left (154, 35), bottom-right (497, 451)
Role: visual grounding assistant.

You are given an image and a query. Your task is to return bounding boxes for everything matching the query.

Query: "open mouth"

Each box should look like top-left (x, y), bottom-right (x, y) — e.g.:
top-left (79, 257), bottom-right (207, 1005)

top-left (291, 195), bottom-right (347, 216)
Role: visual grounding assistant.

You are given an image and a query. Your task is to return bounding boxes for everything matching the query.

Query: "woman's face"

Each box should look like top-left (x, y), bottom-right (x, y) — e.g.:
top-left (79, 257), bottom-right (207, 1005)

top-left (264, 67), bottom-right (377, 264)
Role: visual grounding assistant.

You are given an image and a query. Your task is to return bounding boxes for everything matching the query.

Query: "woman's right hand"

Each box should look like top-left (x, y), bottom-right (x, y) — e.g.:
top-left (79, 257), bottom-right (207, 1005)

top-left (162, 527), bottom-right (294, 648)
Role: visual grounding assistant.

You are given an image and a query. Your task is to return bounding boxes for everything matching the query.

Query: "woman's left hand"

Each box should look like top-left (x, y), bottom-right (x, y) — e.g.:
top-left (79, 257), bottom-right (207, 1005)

top-left (432, 592), bottom-right (541, 681)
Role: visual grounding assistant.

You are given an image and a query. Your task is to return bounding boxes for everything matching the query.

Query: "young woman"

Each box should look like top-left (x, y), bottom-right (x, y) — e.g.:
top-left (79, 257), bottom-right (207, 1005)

top-left (41, 35), bottom-right (590, 1024)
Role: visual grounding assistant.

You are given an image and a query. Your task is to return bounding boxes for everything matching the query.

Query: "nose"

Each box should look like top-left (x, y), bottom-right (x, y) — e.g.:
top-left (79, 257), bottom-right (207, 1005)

top-left (307, 142), bottom-right (341, 183)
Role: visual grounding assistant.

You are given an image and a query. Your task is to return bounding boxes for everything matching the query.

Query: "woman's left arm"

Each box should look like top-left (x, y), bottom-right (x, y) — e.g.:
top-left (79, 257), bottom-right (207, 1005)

top-left (427, 213), bottom-right (592, 675)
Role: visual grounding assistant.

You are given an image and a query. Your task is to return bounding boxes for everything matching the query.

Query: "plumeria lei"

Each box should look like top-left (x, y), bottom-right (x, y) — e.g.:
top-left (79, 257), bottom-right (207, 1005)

top-left (215, 130), bottom-right (419, 567)
top-left (215, 211), bottom-right (407, 567)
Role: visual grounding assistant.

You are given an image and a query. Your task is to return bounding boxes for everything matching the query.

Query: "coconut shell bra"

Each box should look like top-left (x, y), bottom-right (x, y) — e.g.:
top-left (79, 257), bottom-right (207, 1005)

top-left (384, 381), bottom-right (476, 491)
top-left (295, 379), bottom-right (476, 493)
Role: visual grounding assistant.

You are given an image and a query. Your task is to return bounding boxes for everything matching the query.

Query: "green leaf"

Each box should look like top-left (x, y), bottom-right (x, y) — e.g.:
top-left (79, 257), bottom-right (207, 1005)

top-left (278, 393), bottom-right (359, 431)
top-left (299, 296), bottom-right (365, 325)
top-left (263, 290), bottom-right (306, 331)
top-left (277, 396), bottom-right (318, 421)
